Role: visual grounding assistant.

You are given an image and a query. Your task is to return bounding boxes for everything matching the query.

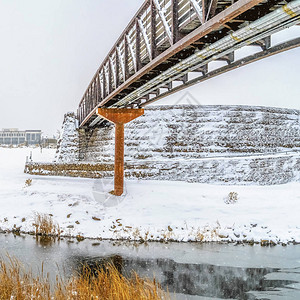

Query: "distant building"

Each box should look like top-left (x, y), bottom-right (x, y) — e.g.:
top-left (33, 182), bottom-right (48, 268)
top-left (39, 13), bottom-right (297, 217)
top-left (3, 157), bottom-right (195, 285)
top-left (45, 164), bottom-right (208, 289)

top-left (41, 137), bottom-right (58, 148)
top-left (0, 128), bottom-right (42, 145)
top-left (25, 130), bottom-right (42, 145)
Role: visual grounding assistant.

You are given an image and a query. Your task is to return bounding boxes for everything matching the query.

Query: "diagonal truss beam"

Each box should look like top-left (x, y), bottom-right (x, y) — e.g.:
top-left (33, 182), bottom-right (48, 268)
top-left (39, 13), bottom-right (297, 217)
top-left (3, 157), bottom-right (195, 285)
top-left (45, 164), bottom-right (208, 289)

top-left (152, 0), bottom-right (173, 45)
top-left (116, 46), bottom-right (126, 82)
top-left (109, 56), bottom-right (117, 89)
top-left (125, 34), bottom-right (137, 72)
top-left (138, 18), bottom-right (153, 60)
top-left (189, 0), bottom-right (204, 24)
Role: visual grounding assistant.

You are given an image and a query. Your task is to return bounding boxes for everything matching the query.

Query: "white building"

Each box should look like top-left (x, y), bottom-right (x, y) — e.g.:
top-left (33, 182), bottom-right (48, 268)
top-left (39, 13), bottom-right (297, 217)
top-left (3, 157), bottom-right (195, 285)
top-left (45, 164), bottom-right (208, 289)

top-left (0, 128), bottom-right (42, 145)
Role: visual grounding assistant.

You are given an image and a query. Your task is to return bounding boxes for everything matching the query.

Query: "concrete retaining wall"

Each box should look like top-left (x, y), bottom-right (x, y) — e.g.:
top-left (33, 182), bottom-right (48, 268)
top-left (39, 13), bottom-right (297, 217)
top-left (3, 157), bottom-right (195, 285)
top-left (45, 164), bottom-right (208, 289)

top-left (25, 152), bottom-right (300, 185)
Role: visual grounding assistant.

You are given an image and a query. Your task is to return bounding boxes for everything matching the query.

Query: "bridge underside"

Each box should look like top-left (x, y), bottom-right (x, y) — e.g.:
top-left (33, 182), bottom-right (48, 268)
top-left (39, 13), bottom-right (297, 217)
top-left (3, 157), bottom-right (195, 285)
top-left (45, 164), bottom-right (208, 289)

top-left (78, 0), bottom-right (300, 128)
top-left (76, 0), bottom-right (300, 196)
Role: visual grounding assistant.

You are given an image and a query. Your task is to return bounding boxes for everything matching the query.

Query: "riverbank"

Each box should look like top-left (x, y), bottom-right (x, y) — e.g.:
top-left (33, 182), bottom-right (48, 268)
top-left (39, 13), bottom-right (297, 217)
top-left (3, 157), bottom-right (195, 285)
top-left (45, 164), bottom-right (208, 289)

top-left (0, 147), bottom-right (300, 244)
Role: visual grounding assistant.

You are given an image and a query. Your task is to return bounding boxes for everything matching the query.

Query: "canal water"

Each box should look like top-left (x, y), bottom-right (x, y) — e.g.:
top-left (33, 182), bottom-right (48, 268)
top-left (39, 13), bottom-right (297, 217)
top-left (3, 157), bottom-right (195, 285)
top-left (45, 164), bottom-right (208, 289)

top-left (0, 234), bottom-right (299, 300)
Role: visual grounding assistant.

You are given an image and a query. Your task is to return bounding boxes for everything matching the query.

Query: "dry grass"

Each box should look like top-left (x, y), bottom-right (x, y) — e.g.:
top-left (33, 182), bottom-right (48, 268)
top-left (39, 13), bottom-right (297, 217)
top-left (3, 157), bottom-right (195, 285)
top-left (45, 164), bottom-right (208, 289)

top-left (0, 257), bottom-right (51, 299)
top-left (33, 213), bottom-right (62, 237)
top-left (0, 257), bottom-right (168, 300)
top-left (224, 192), bottom-right (239, 204)
top-left (24, 178), bottom-right (32, 187)
top-left (56, 264), bottom-right (168, 300)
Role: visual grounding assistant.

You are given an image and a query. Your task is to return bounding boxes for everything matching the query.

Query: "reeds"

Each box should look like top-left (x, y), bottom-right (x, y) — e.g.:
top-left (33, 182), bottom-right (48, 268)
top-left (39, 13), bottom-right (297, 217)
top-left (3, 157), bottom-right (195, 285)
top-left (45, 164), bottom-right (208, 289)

top-left (0, 257), bottom-right (169, 300)
top-left (0, 257), bottom-right (51, 299)
top-left (33, 213), bottom-right (61, 237)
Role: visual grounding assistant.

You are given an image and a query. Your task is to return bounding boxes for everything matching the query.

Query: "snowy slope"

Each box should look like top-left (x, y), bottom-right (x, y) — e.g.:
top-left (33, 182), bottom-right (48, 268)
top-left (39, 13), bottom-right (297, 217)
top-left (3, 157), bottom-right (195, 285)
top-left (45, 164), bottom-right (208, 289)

top-left (1, 147), bottom-right (300, 244)
top-left (55, 112), bottom-right (79, 163)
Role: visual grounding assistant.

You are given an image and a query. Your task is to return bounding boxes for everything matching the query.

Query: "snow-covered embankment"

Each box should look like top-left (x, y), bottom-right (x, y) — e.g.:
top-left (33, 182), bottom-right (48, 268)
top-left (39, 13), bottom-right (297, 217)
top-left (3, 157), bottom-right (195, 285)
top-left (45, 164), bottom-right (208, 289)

top-left (1, 147), bottom-right (300, 245)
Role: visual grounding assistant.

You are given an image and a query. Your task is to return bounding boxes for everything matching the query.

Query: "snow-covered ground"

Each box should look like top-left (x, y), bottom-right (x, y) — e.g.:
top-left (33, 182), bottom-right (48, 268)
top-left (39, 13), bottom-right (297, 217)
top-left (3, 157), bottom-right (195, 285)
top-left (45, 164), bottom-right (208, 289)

top-left (0, 147), bottom-right (300, 244)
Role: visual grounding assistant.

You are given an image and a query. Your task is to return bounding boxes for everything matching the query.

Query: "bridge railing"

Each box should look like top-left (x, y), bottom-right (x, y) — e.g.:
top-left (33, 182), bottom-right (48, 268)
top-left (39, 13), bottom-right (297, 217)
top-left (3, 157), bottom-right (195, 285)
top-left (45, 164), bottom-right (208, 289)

top-left (78, 0), bottom-right (224, 125)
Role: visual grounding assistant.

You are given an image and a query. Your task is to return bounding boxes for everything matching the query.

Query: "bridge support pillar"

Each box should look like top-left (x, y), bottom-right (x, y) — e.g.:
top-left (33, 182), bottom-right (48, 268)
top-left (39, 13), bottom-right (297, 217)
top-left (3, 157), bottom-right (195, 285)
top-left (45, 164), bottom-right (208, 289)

top-left (96, 108), bottom-right (144, 196)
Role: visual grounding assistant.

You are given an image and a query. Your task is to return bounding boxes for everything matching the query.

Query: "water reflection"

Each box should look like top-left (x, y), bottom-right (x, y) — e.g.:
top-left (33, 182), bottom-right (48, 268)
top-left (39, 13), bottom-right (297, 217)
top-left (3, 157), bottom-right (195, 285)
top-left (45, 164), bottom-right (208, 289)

top-left (35, 235), bottom-right (58, 247)
top-left (0, 234), bottom-right (299, 300)
top-left (72, 255), bottom-right (124, 276)
top-left (68, 255), bottom-right (298, 299)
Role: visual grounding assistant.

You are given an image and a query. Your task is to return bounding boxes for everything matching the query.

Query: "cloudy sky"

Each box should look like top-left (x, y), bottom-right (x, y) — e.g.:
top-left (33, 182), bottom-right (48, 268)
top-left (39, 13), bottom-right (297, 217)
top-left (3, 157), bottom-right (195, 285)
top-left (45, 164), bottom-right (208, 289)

top-left (0, 0), bottom-right (299, 136)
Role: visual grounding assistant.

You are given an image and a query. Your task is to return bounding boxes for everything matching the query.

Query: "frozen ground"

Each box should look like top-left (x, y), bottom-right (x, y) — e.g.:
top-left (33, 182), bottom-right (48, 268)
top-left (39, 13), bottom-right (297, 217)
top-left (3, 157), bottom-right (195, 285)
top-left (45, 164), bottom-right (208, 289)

top-left (0, 147), bottom-right (300, 244)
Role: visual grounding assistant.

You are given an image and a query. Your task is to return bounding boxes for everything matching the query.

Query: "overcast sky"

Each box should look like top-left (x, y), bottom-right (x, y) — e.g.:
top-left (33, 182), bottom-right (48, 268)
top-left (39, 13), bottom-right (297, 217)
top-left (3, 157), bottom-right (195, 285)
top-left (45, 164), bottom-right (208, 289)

top-left (0, 0), bottom-right (299, 136)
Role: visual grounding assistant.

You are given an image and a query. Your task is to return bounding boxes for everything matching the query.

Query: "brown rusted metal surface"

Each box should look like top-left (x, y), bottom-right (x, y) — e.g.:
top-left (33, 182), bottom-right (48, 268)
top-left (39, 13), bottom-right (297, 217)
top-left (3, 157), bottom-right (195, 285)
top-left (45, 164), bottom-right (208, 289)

top-left (97, 108), bottom-right (144, 124)
top-left (97, 108), bottom-right (144, 196)
top-left (114, 123), bottom-right (124, 196)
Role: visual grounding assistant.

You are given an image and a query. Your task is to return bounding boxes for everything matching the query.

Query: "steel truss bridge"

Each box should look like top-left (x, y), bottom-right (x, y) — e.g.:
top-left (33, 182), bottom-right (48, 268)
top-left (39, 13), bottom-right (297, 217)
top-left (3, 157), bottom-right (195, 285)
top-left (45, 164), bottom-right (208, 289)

top-left (76, 0), bottom-right (300, 195)
top-left (78, 0), bottom-right (300, 128)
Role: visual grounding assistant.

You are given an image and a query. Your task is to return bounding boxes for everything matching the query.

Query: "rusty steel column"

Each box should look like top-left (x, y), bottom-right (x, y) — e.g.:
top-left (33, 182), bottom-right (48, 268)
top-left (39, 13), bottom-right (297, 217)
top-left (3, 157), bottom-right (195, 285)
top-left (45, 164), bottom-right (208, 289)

top-left (97, 108), bottom-right (144, 196)
top-left (114, 122), bottom-right (124, 196)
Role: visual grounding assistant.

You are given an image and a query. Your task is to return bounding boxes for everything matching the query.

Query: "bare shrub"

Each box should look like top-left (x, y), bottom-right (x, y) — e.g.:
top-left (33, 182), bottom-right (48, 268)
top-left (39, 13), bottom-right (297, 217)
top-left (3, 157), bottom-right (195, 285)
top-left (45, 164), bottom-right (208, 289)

top-left (33, 213), bottom-right (61, 237)
top-left (224, 192), bottom-right (239, 204)
top-left (24, 178), bottom-right (32, 187)
top-left (195, 229), bottom-right (204, 242)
